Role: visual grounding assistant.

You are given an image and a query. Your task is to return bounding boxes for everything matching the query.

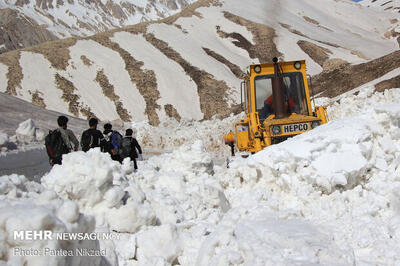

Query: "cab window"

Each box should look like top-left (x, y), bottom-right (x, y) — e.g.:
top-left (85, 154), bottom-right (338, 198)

top-left (254, 72), bottom-right (309, 120)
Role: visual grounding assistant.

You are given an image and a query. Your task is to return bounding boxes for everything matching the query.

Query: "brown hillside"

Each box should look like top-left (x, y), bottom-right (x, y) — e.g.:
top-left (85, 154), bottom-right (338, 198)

top-left (312, 50), bottom-right (400, 97)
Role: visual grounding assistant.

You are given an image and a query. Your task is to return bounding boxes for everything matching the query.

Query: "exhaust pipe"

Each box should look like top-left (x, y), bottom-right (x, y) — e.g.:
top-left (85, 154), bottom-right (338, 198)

top-left (271, 57), bottom-right (287, 119)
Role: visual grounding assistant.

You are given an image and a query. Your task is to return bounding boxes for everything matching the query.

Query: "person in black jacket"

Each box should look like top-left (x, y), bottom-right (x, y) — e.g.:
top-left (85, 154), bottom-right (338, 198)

top-left (47, 115), bottom-right (79, 166)
top-left (81, 118), bottom-right (106, 152)
top-left (120, 129), bottom-right (142, 170)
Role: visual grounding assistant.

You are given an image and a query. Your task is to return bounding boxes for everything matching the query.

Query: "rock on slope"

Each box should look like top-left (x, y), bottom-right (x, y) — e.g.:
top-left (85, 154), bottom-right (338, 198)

top-left (0, 0), bottom-right (399, 126)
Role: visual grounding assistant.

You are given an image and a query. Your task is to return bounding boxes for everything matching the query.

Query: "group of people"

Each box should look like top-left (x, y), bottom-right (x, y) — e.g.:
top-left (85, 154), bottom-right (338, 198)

top-left (46, 116), bottom-right (142, 170)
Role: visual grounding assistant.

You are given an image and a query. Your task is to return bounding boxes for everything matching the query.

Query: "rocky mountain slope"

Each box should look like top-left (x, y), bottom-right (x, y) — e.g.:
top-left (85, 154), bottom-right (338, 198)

top-left (0, 0), bottom-right (197, 53)
top-left (359, 0), bottom-right (400, 12)
top-left (0, 0), bottom-right (399, 126)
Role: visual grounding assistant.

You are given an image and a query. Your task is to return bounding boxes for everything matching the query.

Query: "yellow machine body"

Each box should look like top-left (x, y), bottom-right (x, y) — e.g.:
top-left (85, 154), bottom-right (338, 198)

top-left (225, 60), bottom-right (328, 154)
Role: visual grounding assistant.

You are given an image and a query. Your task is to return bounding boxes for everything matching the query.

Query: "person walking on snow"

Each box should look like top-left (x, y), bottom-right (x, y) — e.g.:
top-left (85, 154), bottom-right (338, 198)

top-left (103, 123), bottom-right (123, 163)
top-left (120, 129), bottom-right (142, 170)
top-left (47, 115), bottom-right (79, 166)
top-left (80, 118), bottom-right (106, 152)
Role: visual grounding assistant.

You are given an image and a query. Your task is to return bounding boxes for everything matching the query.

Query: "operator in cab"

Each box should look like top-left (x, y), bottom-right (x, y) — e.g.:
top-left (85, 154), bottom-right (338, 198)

top-left (259, 84), bottom-right (297, 120)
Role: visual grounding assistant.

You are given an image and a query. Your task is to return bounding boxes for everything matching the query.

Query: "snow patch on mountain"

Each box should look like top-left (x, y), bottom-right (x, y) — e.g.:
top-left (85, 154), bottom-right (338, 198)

top-left (112, 32), bottom-right (204, 121)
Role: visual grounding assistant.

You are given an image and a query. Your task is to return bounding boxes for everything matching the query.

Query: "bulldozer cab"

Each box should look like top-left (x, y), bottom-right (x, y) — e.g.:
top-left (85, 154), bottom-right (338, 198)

top-left (225, 58), bottom-right (328, 155)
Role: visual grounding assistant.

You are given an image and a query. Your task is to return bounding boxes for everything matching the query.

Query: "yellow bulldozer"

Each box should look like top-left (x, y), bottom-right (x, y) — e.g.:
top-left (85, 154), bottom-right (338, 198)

top-left (224, 57), bottom-right (328, 156)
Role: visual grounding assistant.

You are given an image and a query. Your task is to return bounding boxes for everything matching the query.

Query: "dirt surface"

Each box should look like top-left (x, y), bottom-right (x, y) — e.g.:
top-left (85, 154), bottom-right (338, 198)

top-left (203, 47), bottom-right (242, 78)
top-left (297, 40), bottom-right (332, 67)
top-left (55, 73), bottom-right (95, 119)
top-left (302, 15), bottom-right (333, 32)
top-left (312, 50), bottom-right (400, 97)
top-left (26, 38), bottom-right (77, 70)
top-left (223, 12), bottom-right (282, 62)
top-left (31, 90), bottom-right (46, 108)
top-left (80, 55), bottom-right (92, 66)
top-left (0, 50), bottom-right (22, 96)
top-left (375, 75), bottom-right (400, 92)
top-left (164, 104), bottom-right (181, 121)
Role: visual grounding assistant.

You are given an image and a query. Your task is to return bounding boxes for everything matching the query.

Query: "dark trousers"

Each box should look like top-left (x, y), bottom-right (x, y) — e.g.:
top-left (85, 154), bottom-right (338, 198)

top-left (133, 158), bottom-right (138, 170)
top-left (111, 154), bottom-right (123, 164)
top-left (50, 157), bottom-right (62, 166)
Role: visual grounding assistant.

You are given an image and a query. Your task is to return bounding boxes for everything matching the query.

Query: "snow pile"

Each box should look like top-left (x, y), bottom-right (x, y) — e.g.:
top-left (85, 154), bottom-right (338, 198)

top-left (42, 149), bottom-right (156, 233)
top-left (15, 119), bottom-right (45, 143)
top-left (15, 119), bottom-right (36, 143)
top-left (137, 140), bottom-right (227, 224)
top-left (125, 140), bottom-right (229, 264)
top-left (210, 103), bottom-right (400, 263)
top-left (327, 86), bottom-right (400, 120)
top-left (196, 206), bottom-right (355, 265)
top-left (129, 114), bottom-right (241, 157)
top-left (135, 224), bottom-right (182, 265)
top-left (0, 174), bottom-right (101, 266)
top-left (0, 131), bottom-right (8, 146)
top-left (0, 131), bottom-right (9, 153)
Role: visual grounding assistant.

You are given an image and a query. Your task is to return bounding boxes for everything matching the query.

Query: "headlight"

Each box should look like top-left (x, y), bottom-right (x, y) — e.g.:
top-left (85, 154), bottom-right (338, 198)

top-left (294, 61), bottom-right (301, 70)
top-left (311, 121), bottom-right (320, 129)
top-left (272, 125), bottom-right (281, 135)
top-left (254, 65), bottom-right (261, 73)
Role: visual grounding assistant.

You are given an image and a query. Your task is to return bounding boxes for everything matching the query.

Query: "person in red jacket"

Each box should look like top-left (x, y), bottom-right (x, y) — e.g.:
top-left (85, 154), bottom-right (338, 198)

top-left (260, 94), bottom-right (297, 120)
top-left (265, 94), bottom-right (296, 112)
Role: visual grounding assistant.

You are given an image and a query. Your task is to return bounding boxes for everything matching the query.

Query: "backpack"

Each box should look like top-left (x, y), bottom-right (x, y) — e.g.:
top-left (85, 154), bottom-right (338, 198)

top-left (120, 137), bottom-right (132, 159)
top-left (45, 129), bottom-right (69, 159)
top-left (110, 131), bottom-right (123, 153)
top-left (81, 130), bottom-right (93, 152)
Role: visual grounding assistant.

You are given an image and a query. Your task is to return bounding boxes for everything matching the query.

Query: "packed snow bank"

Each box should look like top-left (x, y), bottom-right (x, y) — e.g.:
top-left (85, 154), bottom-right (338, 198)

top-left (129, 140), bottom-right (230, 264)
top-left (42, 148), bottom-right (156, 233)
top-left (136, 141), bottom-right (228, 224)
top-left (320, 86), bottom-right (400, 121)
top-left (38, 141), bottom-right (229, 265)
top-left (0, 174), bottom-right (102, 266)
top-left (196, 206), bottom-right (355, 265)
top-left (215, 101), bottom-right (400, 264)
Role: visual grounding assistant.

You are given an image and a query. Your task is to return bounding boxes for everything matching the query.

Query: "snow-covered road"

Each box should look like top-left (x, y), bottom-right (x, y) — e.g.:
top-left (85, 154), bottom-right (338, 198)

top-left (0, 147), bottom-right (50, 181)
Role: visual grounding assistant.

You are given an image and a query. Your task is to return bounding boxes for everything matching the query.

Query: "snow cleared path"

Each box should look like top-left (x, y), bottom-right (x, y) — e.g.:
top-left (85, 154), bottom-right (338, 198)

top-left (0, 147), bottom-right (50, 181)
